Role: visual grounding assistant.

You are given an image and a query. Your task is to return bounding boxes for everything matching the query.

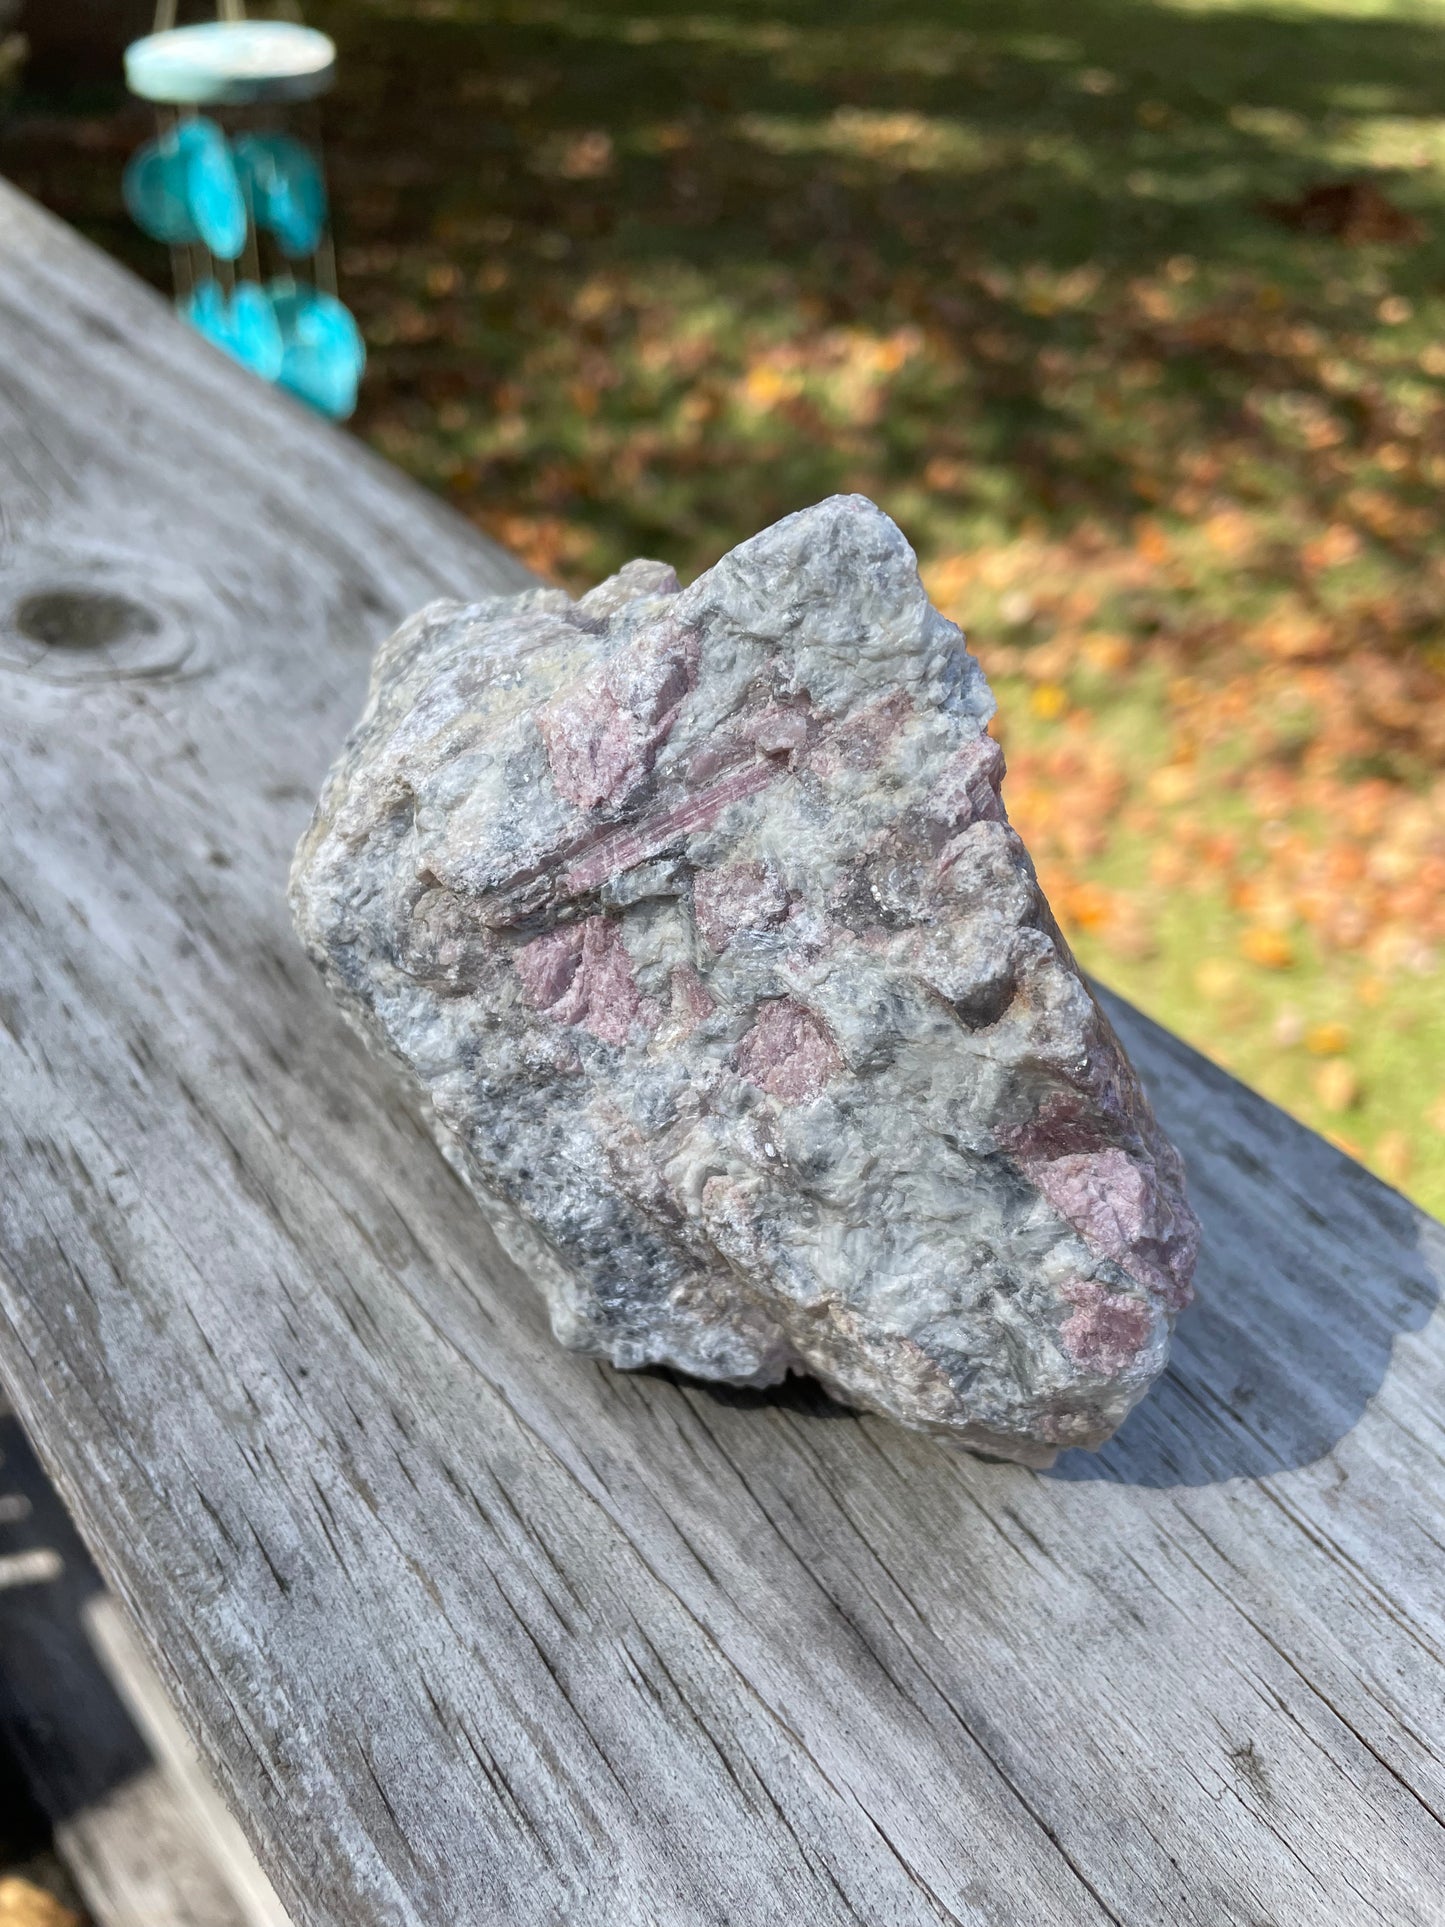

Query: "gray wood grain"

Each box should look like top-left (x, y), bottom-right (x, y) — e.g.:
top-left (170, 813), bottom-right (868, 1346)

top-left (84, 1595), bottom-right (293, 1927)
top-left (0, 180), bottom-right (1441, 1927)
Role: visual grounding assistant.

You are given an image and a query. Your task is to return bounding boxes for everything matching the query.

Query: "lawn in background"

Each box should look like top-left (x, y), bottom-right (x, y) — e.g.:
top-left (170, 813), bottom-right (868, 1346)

top-left (8, 0), bottom-right (1445, 1209)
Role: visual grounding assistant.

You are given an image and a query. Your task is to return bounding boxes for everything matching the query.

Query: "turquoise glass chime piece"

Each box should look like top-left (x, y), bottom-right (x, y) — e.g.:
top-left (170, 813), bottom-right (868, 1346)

top-left (123, 115), bottom-right (247, 257)
top-left (122, 12), bottom-right (363, 420)
top-left (184, 277), bottom-right (285, 380)
top-left (233, 132), bottom-right (327, 258)
top-left (270, 281), bottom-right (366, 416)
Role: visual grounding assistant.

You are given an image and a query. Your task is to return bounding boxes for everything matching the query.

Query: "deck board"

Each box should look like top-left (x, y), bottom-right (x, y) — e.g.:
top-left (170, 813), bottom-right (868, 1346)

top-left (0, 182), bottom-right (1441, 1927)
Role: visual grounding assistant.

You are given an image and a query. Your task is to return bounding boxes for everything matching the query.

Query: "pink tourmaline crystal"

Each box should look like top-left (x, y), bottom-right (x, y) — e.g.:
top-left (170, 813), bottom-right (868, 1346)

top-left (292, 498), bottom-right (1198, 1463)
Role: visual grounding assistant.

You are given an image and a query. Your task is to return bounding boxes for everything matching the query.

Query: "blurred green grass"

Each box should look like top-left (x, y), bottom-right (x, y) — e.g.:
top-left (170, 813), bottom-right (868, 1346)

top-left (7, 0), bottom-right (1444, 1207)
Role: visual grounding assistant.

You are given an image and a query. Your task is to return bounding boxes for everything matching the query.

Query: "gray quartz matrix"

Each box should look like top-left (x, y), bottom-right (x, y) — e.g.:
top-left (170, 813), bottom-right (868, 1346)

top-left (291, 496), bottom-right (1198, 1464)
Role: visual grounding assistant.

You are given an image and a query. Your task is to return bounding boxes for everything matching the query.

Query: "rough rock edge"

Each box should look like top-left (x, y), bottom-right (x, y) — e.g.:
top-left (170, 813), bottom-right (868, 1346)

top-left (291, 497), bottom-right (1199, 1465)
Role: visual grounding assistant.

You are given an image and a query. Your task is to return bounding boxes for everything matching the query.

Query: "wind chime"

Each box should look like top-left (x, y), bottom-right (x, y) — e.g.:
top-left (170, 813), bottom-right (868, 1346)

top-left (122, 3), bottom-right (365, 420)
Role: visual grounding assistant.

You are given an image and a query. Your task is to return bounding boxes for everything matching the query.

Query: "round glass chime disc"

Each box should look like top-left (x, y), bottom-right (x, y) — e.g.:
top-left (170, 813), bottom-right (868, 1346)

top-left (124, 21), bottom-right (336, 106)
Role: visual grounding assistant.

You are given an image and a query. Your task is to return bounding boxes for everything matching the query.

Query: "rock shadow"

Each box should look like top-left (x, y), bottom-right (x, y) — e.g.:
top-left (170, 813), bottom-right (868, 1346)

top-left (1051, 991), bottom-right (1444, 1487)
top-left (643, 995), bottom-right (1444, 1488)
top-left (645, 1363), bottom-right (860, 1423)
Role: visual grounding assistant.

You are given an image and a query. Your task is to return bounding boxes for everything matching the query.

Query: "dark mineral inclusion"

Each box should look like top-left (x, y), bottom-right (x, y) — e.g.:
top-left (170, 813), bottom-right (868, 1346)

top-left (291, 496), bottom-right (1199, 1464)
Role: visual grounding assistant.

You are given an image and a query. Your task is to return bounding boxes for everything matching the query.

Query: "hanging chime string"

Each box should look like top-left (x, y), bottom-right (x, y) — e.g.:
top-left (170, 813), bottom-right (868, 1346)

top-left (161, 104), bottom-right (195, 306)
top-left (153, 2), bottom-right (250, 32)
top-left (242, 183), bottom-right (263, 291)
top-left (310, 98), bottom-right (339, 299)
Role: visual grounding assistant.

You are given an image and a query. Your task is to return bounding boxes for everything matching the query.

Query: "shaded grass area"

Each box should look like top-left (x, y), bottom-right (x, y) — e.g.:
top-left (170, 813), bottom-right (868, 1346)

top-left (5, 0), bottom-right (1444, 1207)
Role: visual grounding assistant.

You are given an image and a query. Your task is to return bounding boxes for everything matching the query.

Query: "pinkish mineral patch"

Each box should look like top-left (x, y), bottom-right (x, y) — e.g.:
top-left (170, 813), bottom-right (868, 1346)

top-left (516, 916), bottom-right (655, 1048)
top-left (291, 495), bottom-right (1199, 1463)
top-left (1060, 1280), bottom-right (1156, 1375)
top-left (735, 997), bottom-right (845, 1105)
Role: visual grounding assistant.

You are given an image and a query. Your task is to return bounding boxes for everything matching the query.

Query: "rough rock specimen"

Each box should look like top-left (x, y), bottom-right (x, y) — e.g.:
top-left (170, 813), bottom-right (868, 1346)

top-left (291, 496), bottom-right (1199, 1464)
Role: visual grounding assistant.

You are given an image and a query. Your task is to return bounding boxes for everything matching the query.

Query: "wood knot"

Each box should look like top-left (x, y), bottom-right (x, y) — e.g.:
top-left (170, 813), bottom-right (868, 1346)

top-left (12, 589), bottom-right (160, 653)
top-left (0, 549), bottom-right (204, 682)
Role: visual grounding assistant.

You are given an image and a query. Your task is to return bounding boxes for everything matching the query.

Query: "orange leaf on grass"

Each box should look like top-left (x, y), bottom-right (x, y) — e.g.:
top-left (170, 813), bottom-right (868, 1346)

top-left (1241, 927), bottom-right (1296, 969)
top-left (1080, 631), bottom-right (1132, 674)
top-left (1314, 1059), bottom-right (1360, 1112)
top-left (1375, 1130), bottom-right (1413, 1187)
top-left (1062, 882), bottom-right (1113, 932)
top-left (1147, 764), bottom-right (1197, 806)
top-left (1305, 1021), bottom-right (1352, 1056)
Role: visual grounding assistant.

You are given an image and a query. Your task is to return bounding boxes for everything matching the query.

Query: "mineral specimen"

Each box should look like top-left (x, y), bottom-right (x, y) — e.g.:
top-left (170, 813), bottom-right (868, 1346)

top-left (291, 496), bottom-right (1198, 1464)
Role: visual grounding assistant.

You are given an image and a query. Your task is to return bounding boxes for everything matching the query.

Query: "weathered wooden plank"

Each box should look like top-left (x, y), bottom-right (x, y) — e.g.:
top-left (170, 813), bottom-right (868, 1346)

top-left (0, 180), bottom-right (1441, 1927)
top-left (84, 1596), bottom-right (293, 1927)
